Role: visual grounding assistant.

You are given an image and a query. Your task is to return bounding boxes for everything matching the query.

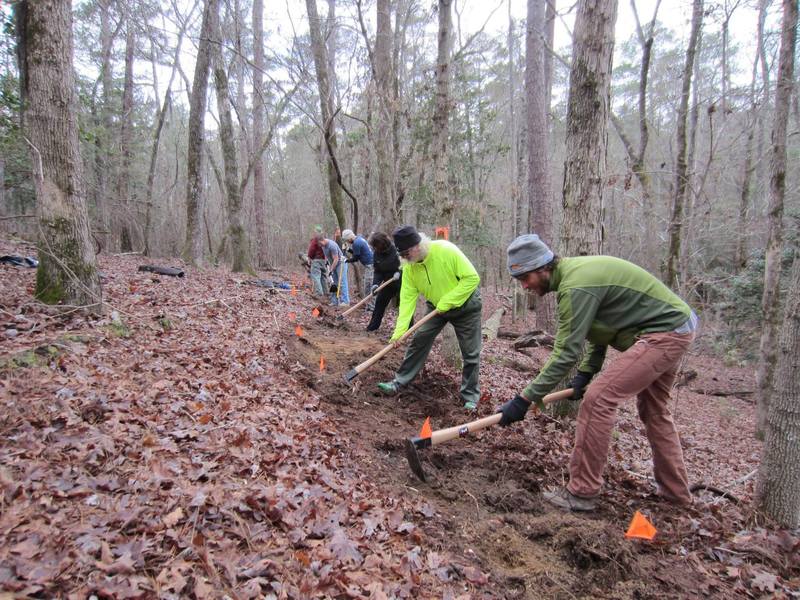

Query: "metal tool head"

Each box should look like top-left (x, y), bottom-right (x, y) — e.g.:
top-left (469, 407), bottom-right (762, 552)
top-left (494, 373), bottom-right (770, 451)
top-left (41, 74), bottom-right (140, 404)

top-left (343, 368), bottom-right (358, 384)
top-left (404, 436), bottom-right (432, 482)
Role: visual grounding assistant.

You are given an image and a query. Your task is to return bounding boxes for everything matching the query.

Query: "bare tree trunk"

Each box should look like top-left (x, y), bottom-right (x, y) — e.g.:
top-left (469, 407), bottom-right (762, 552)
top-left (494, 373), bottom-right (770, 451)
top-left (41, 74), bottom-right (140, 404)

top-left (756, 255), bottom-right (800, 528)
top-left (526, 0), bottom-right (559, 332)
top-left (144, 6), bottom-right (190, 256)
top-left (375, 0), bottom-right (397, 229)
top-left (526, 0), bottom-right (551, 240)
top-left (735, 48), bottom-right (762, 270)
top-left (94, 0), bottom-right (115, 239)
top-left (183, 0), bottom-right (217, 265)
top-left (664, 0), bottom-right (703, 287)
top-left (680, 41), bottom-right (703, 287)
top-left (610, 0), bottom-right (660, 272)
top-left (211, 6), bottom-right (251, 274)
top-left (755, 0), bottom-right (797, 438)
top-left (306, 0), bottom-right (346, 231)
top-left (252, 0), bottom-right (267, 266)
top-left (432, 0), bottom-right (453, 227)
top-left (560, 0), bottom-right (618, 257)
top-left (15, 0), bottom-right (102, 311)
top-left (117, 19), bottom-right (135, 252)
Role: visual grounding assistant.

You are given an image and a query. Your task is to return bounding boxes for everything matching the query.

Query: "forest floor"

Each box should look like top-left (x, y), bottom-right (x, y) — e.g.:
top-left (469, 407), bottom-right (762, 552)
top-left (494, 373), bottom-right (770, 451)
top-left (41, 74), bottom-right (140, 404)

top-left (0, 237), bottom-right (798, 599)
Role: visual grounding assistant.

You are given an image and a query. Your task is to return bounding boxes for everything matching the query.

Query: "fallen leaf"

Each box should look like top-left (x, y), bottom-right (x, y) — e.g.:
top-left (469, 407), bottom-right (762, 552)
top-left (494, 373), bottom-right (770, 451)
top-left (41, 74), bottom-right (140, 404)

top-left (162, 506), bottom-right (184, 528)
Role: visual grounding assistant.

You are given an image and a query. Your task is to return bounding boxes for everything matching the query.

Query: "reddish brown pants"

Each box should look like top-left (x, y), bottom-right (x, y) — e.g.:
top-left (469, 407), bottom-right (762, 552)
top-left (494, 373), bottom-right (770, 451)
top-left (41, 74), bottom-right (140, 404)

top-left (567, 331), bottom-right (695, 504)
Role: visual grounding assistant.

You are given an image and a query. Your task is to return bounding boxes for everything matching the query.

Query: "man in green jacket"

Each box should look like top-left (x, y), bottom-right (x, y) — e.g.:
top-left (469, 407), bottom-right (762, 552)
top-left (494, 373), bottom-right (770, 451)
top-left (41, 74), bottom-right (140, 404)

top-left (499, 234), bottom-right (698, 511)
top-left (377, 225), bottom-right (482, 410)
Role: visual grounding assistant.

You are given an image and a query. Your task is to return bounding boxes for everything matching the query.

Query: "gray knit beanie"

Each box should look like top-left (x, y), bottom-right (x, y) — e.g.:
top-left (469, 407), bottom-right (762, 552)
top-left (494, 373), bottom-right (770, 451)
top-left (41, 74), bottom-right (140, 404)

top-left (507, 234), bottom-right (554, 277)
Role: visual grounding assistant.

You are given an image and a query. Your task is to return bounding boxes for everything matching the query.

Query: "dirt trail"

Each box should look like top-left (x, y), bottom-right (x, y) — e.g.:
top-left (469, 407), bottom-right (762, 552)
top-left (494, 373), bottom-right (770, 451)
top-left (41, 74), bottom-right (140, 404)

top-left (277, 305), bottom-right (712, 599)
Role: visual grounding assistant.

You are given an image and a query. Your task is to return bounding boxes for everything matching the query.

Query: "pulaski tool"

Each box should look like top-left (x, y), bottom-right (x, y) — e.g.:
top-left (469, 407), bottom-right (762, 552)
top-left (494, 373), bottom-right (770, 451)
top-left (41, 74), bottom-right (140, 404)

top-left (337, 272), bottom-right (400, 320)
top-left (343, 309), bottom-right (439, 383)
top-left (404, 388), bottom-right (575, 481)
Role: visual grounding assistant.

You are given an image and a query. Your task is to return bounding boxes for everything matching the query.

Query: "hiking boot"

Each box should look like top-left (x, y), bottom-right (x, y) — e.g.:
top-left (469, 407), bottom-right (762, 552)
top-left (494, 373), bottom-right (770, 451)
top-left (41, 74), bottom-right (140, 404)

top-left (543, 487), bottom-right (597, 512)
top-left (463, 399), bottom-right (478, 411)
top-left (377, 381), bottom-right (401, 395)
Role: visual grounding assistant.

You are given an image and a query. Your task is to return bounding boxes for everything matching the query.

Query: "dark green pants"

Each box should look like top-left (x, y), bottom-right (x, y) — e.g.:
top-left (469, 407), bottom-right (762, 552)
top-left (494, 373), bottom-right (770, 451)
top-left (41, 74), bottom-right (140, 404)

top-left (394, 291), bottom-right (482, 405)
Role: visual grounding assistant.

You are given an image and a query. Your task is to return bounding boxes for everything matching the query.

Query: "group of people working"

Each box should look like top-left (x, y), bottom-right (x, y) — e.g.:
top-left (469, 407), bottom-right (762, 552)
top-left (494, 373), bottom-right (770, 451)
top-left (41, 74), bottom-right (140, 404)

top-left (305, 225), bottom-right (699, 512)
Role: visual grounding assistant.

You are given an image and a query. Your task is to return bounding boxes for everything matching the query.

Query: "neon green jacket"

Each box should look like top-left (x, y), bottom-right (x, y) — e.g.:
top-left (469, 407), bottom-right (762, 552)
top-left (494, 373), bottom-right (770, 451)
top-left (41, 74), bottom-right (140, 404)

top-left (523, 255), bottom-right (693, 401)
top-left (391, 240), bottom-right (480, 341)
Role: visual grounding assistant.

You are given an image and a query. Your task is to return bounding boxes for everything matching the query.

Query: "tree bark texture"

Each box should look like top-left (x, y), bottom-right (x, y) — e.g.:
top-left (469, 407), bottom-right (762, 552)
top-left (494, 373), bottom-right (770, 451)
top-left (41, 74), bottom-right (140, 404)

top-left (252, 0), bottom-right (267, 266)
top-left (16, 0), bottom-right (102, 310)
top-left (664, 0), bottom-right (703, 287)
top-left (755, 0), bottom-right (797, 437)
top-left (306, 0), bottom-right (346, 231)
top-left (756, 255), bottom-right (800, 528)
top-left (117, 20), bottom-right (135, 252)
top-left (211, 8), bottom-right (251, 274)
top-left (375, 0), bottom-right (397, 229)
top-left (432, 0), bottom-right (453, 227)
top-left (183, 0), bottom-right (216, 265)
top-left (560, 0), bottom-right (618, 256)
top-left (526, 0), bottom-right (551, 240)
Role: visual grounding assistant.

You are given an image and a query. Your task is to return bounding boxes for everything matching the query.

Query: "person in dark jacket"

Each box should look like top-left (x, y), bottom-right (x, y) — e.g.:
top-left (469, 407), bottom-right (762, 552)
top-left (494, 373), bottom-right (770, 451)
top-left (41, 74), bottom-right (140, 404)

top-left (366, 232), bottom-right (401, 332)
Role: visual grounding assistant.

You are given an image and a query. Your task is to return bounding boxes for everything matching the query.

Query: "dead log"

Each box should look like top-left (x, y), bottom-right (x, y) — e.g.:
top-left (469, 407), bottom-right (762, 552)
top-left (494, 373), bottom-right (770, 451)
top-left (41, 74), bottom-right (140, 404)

top-left (513, 331), bottom-right (555, 350)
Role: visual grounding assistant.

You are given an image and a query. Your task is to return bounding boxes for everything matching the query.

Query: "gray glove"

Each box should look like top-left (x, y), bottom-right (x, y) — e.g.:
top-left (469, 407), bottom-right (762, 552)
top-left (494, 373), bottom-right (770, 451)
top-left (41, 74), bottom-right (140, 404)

top-left (370, 284), bottom-right (379, 295)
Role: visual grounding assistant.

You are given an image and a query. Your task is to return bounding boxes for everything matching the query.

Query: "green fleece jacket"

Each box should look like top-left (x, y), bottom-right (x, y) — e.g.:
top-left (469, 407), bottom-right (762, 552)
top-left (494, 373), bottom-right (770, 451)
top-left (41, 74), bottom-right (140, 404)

top-left (391, 240), bottom-right (480, 341)
top-left (523, 255), bottom-right (693, 402)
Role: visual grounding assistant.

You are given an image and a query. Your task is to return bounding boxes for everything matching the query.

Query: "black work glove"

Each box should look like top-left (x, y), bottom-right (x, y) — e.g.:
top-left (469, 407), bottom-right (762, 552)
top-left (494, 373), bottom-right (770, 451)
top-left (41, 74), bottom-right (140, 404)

top-left (497, 394), bottom-right (531, 427)
top-left (569, 371), bottom-right (593, 400)
top-left (329, 283), bottom-right (338, 293)
top-left (346, 257), bottom-right (357, 263)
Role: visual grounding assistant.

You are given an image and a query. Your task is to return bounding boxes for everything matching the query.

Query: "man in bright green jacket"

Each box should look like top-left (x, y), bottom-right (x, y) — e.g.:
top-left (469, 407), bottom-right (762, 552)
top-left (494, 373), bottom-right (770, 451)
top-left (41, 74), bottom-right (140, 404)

top-left (498, 234), bottom-right (698, 511)
top-left (377, 225), bottom-right (482, 410)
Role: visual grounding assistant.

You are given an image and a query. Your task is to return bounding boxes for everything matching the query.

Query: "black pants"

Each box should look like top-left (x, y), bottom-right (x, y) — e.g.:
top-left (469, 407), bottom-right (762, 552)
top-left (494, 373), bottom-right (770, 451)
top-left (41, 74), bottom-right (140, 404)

top-left (366, 280), bottom-right (401, 331)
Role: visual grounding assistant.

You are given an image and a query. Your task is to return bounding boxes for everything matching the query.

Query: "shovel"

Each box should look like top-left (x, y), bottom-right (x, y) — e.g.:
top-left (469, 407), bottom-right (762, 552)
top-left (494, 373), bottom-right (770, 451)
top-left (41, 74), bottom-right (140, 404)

top-left (404, 387), bottom-right (575, 482)
top-left (343, 309), bottom-right (439, 383)
top-left (337, 272), bottom-right (400, 320)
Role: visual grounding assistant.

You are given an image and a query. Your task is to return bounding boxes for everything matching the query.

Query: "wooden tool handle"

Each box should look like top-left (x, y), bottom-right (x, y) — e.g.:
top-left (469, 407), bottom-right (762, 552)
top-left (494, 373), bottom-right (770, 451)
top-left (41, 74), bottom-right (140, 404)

top-left (353, 310), bottom-right (439, 375)
top-left (429, 388), bottom-right (575, 446)
top-left (340, 276), bottom-right (396, 318)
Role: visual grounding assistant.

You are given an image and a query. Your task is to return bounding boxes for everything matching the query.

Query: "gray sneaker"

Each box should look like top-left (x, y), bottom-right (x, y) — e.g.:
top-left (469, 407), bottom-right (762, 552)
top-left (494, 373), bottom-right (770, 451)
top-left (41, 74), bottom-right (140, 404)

top-left (543, 487), bottom-right (597, 511)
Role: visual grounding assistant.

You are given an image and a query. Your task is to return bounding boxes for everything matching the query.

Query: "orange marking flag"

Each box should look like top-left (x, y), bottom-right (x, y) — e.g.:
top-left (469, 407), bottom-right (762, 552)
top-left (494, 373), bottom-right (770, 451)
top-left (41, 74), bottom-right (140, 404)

top-left (625, 511), bottom-right (657, 540)
top-left (319, 355), bottom-right (326, 372)
top-left (419, 417), bottom-right (432, 439)
top-left (288, 311), bottom-right (297, 321)
top-left (291, 286), bottom-right (297, 296)
top-left (312, 307), bottom-right (320, 318)
top-left (295, 325), bottom-right (304, 337)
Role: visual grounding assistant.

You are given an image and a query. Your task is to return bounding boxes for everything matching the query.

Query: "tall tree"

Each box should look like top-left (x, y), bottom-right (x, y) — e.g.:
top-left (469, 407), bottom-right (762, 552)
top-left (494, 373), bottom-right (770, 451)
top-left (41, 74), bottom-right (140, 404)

top-left (15, 0), bottom-right (102, 310)
top-left (757, 253), bottom-right (800, 528)
top-left (432, 0), bottom-right (453, 227)
top-left (526, 0), bottom-right (551, 240)
top-left (306, 0), bottom-right (346, 230)
top-left (374, 0), bottom-right (396, 228)
top-left (755, 0), bottom-right (797, 437)
top-left (183, 0), bottom-right (217, 265)
top-left (560, 0), bottom-right (619, 256)
top-left (117, 15), bottom-right (135, 252)
top-left (252, 0), bottom-right (267, 266)
top-left (610, 0), bottom-right (660, 273)
top-left (144, 2), bottom-right (193, 256)
top-left (664, 0), bottom-right (703, 287)
top-left (211, 2), bottom-right (251, 273)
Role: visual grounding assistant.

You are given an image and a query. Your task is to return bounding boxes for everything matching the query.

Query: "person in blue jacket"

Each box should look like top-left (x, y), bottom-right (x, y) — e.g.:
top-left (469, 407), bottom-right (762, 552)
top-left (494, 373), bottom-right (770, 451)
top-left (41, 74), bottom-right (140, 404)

top-left (342, 229), bottom-right (374, 310)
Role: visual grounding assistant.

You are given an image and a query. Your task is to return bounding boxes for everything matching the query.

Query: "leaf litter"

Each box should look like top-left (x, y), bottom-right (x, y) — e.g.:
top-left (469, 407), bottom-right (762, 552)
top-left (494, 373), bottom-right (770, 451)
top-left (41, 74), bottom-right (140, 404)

top-left (0, 239), bottom-right (797, 598)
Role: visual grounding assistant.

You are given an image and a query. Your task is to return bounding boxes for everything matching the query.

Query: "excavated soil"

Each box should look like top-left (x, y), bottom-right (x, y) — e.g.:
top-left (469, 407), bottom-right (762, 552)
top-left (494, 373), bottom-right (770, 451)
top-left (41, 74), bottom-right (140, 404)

top-left (275, 306), bottom-right (718, 599)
